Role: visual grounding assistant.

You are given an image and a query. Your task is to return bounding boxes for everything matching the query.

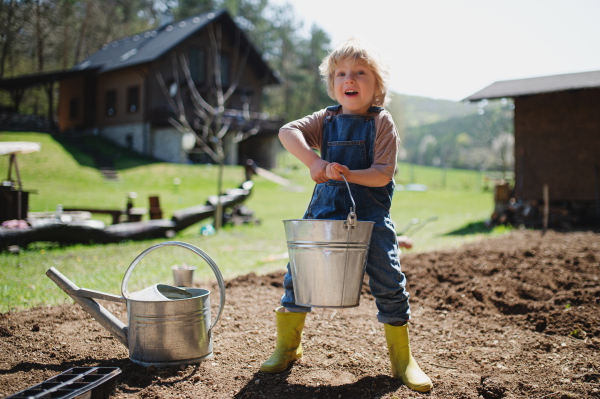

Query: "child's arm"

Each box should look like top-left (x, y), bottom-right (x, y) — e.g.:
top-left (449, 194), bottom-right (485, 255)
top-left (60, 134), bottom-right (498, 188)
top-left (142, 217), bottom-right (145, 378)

top-left (326, 163), bottom-right (391, 187)
top-left (279, 129), bottom-right (330, 184)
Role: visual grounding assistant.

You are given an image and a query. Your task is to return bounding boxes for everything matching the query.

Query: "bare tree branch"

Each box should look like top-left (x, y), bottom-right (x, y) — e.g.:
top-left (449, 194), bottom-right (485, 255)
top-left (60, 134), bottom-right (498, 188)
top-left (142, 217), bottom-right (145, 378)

top-left (221, 26), bottom-right (249, 103)
top-left (216, 122), bottom-right (231, 139)
top-left (179, 52), bottom-right (216, 116)
top-left (156, 21), bottom-right (270, 232)
top-left (156, 71), bottom-right (180, 115)
top-left (167, 116), bottom-right (190, 134)
top-left (208, 25), bottom-right (224, 113)
top-left (171, 53), bottom-right (186, 121)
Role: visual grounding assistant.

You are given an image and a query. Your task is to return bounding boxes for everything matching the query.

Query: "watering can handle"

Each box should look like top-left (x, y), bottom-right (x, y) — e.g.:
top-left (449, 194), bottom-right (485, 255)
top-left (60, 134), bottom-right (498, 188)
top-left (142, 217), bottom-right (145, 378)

top-left (121, 241), bottom-right (226, 333)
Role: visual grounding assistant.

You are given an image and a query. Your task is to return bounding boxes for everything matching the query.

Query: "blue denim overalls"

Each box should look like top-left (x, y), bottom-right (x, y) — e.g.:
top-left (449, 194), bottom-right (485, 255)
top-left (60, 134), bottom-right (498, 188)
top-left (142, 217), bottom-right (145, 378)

top-left (281, 105), bottom-right (411, 324)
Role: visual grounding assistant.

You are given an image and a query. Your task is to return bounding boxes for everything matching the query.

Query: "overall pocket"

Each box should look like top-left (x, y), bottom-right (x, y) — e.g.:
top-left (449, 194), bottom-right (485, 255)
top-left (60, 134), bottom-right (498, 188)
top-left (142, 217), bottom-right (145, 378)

top-left (363, 186), bottom-right (392, 212)
top-left (325, 140), bottom-right (367, 170)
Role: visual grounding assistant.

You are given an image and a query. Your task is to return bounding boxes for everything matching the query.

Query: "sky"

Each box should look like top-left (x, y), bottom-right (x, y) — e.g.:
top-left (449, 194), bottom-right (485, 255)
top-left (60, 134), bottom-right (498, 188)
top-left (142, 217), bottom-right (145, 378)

top-left (268, 0), bottom-right (600, 101)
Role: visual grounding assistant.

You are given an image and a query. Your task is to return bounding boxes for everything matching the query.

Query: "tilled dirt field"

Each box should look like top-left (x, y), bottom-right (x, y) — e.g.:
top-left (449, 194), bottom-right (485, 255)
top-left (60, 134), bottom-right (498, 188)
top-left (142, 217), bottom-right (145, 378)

top-left (1, 230), bottom-right (600, 399)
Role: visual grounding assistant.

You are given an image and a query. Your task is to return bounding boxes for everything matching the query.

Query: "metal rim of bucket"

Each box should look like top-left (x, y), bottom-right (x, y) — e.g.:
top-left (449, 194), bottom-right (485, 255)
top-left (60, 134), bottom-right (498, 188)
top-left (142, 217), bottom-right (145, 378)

top-left (121, 241), bottom-right (226, 333)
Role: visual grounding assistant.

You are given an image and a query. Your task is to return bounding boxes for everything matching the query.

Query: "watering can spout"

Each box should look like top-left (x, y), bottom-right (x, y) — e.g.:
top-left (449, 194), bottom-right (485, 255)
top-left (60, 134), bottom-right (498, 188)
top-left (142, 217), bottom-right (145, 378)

top-left (46, 267), bottom-right (129, 347)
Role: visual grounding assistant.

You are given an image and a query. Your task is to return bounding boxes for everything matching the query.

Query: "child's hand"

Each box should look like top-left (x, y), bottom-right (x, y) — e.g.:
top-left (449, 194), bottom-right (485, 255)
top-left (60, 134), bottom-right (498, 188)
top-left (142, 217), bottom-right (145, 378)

top-left (309, 158), bottom-right (330, 184)
top-left (326, 163), bottom-right (350, 181)
top-left (397, 235), bottom-right (413, 249)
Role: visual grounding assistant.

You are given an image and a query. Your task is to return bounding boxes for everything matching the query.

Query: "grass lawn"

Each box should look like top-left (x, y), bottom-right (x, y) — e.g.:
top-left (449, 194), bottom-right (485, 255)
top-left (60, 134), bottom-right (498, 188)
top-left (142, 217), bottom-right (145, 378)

top-left (0, 132), bottom-right (510, 313)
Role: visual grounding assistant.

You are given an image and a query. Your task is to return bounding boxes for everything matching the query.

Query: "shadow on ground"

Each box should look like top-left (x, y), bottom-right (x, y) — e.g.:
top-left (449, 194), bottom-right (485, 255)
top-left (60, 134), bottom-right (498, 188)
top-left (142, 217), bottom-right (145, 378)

top-left (54, 133), bottom-right (158, 171)
top-left (444, 221), bottom-right (492, 236)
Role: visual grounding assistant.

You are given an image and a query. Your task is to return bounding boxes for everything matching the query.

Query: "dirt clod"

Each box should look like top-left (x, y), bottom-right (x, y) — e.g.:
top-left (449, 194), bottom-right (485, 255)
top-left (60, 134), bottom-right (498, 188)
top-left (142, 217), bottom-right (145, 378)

top-left (478, 376), bottom-right (506, 399)
top-left (0, 326), bottom-right (13, 337)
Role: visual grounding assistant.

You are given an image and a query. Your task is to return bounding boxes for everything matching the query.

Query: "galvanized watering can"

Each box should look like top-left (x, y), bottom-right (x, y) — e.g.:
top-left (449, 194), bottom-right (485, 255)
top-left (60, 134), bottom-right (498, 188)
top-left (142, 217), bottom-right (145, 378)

top-left (46, 241), bottom-right (225, 367)
top-left (284, 174), bottom-right (375, 308)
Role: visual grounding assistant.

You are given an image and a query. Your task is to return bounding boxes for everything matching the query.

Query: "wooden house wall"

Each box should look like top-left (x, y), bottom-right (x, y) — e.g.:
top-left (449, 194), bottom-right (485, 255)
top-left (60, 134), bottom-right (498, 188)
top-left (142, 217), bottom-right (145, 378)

top-left (59, 74), bottom-right (97, 131)
top-left (59, 76), bottom-right (85, 130)
top-left (95, 67), bottom-right (147, 127)
top-left (514, 88), bottom-right (600, 201)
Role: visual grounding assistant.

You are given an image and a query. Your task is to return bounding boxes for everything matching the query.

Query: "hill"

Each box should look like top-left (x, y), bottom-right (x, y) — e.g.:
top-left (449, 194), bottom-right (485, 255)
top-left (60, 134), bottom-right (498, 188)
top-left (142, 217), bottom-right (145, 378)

top-left (387, 93), bottom-right (514, 172)
top-left (388, 92), bottom-right (480, 128)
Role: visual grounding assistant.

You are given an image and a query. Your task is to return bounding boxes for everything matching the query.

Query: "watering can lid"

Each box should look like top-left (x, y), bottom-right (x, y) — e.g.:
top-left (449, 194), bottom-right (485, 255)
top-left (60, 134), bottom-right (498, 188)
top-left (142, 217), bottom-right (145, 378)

top-left (127, 284), bottom-right (193, 301)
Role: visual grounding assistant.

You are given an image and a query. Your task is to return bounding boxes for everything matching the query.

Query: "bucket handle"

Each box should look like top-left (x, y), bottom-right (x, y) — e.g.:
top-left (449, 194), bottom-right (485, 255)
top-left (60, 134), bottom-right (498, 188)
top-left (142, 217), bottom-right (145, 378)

top-left (340, 173), bottom-right (356, 230)
top-left (121, 241), bottom-right (226, 334)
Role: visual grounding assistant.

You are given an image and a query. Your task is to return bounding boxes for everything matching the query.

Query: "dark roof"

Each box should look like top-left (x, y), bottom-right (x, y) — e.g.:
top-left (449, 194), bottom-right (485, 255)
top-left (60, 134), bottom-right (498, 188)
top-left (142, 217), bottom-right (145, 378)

top-left (465, 69), bottom-right (600, 101)
top-left (74, 10), bottom-right (280, 85)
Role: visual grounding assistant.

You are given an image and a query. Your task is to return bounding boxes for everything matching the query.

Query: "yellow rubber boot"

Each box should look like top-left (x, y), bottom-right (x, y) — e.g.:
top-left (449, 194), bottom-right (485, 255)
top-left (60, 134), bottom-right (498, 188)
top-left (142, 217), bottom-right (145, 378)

top-left (260, 307), bottom-right (307, 373)
top-left (384, 323), bottom-right (433, 392)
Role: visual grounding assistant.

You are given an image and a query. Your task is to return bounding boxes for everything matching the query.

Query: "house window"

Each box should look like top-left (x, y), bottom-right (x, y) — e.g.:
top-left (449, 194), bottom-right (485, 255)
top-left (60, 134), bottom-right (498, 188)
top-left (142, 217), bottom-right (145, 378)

top-left (106, 90), bottom-right (116, 116)
top-left (128, 86), bottom-right (139, 113)
top-left (69, 97), bottom-right (79, 120)
top-left (189, 48), bottom-right (206, 84)
top-left (220, 53), bottom-right (230, 86)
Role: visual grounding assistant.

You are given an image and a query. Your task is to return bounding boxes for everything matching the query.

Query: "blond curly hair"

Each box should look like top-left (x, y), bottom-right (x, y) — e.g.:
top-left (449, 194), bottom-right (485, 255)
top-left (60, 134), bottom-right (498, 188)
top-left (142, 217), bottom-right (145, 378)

top-left (319, 37), bottom-right (390, 107)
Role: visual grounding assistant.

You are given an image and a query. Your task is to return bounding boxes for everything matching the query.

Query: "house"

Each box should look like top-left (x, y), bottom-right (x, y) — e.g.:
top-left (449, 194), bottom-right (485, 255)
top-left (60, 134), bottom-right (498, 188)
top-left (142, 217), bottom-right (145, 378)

top-left (466, 70), bottom-right (600, 225)
top-left (0, 10), bottom-right (283, 168)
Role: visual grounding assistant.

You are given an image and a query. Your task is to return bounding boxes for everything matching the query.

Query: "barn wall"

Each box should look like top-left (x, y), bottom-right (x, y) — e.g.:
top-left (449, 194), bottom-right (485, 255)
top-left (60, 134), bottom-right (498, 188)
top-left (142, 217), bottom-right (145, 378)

top-left (514, 89), bottom-right (600, 201)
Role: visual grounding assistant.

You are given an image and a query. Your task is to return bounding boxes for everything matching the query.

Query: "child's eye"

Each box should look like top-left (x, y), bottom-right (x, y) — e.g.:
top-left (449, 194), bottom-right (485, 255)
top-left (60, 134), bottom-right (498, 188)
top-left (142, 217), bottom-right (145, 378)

top-left (337, 72), bottom-right (345, 77)
top-left (357, 71), bottom-right (366, 75)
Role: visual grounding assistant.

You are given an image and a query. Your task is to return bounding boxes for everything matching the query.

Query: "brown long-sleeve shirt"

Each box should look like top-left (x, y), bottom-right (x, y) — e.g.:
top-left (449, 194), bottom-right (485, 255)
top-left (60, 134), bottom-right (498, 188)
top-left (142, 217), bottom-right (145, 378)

top-left (280, 107), bottom-right (400, 178)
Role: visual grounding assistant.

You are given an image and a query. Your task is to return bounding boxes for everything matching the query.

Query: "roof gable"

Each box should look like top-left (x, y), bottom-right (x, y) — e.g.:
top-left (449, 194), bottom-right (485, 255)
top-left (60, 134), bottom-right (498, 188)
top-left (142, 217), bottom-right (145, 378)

top-left (465, 69), bottom-right (600, 101)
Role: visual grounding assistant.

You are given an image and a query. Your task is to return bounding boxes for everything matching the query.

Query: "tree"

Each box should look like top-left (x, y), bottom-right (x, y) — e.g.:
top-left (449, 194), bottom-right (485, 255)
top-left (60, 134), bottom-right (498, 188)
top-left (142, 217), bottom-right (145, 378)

top-left (175, 0), bottom-right (214, 19)
top-left (156, 23), bottom-right (264, 231)
top-left (0, 0), bottom-right (32, 78)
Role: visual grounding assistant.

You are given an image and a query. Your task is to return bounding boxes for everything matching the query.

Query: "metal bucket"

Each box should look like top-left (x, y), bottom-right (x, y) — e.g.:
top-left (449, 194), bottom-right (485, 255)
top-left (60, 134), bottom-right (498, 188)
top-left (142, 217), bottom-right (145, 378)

top-left (172, 265), bottom-right (196, 287)
top-left (284, 175), bottom-right (375, 308)
top-left (122, 242), bottom-right (225, 367)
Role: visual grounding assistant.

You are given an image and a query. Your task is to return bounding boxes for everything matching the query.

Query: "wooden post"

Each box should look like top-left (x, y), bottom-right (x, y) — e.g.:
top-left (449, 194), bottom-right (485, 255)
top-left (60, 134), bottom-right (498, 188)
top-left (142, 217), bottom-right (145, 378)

top-left (543, 183), bottom-right (549, 234)
top-left (594, 163), bottom-right (600, 217)
top-left (46, 81), bottom-right (55, 130)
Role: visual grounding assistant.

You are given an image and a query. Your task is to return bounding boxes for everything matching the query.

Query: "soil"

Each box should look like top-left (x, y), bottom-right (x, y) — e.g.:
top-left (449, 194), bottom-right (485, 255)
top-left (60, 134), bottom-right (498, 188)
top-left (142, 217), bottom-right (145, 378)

top-left (1, 229), bottom-right (600, 399)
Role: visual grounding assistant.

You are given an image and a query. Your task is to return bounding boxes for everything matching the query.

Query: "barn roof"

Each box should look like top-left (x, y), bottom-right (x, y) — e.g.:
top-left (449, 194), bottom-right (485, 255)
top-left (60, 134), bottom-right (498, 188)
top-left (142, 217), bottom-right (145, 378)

top-left (465, 69), bottom-right (600, 101)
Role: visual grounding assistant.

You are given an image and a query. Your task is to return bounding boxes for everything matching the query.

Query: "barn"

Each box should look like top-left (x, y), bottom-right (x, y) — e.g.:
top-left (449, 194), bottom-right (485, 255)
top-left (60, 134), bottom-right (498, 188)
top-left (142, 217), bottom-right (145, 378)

top-left (466, 70), bottom-right (600, 226)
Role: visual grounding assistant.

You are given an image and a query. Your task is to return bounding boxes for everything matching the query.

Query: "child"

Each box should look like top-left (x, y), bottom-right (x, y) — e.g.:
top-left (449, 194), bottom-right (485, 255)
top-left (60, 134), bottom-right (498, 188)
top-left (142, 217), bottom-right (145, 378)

top-left (260, 38), bottom-right (432, 393)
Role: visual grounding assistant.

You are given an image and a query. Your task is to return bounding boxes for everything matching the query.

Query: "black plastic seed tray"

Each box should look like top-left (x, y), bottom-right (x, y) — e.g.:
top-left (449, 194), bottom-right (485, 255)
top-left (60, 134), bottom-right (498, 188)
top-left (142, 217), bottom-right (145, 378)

top-left (4, 367), bottom-right (121, 399)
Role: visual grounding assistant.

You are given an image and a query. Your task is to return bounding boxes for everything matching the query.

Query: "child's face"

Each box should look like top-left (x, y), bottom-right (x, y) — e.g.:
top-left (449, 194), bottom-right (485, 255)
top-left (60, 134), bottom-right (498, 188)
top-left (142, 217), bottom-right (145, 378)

top-left (333, 58), bottom-right (376, 115)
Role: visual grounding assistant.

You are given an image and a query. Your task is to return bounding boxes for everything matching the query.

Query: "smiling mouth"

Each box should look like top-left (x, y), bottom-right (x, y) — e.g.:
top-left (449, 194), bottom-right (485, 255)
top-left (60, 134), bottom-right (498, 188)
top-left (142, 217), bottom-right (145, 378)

top-left (345, 90), bottom-right (358, 96)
